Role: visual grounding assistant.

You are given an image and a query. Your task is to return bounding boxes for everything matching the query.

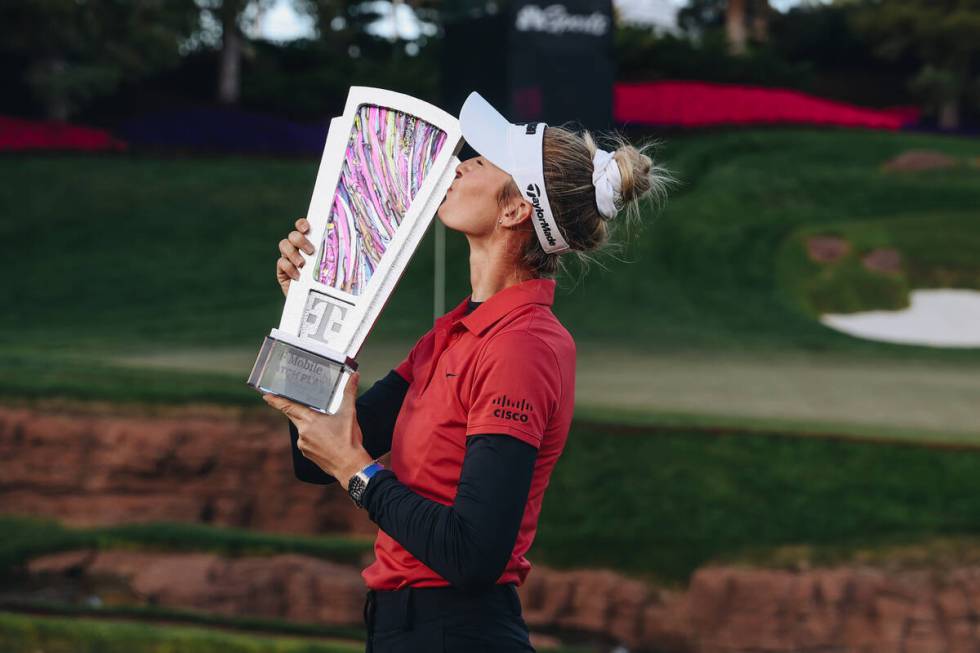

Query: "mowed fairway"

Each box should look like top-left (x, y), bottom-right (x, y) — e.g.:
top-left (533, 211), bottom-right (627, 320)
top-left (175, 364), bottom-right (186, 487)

top-left (1, 127), bottom-right (978, 443)
top-left (102, 342), bottom-right (980, 442)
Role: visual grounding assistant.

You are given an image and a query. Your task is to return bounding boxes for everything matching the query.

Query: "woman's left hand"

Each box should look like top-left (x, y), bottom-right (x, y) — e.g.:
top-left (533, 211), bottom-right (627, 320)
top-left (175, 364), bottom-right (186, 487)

top-left (263, 371), bottom-right (374, 491)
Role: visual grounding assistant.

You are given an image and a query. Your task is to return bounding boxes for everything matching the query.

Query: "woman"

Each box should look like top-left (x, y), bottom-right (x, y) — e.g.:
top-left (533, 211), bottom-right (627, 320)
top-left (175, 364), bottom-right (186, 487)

top-left (264, 92), bottom-right (672, 652)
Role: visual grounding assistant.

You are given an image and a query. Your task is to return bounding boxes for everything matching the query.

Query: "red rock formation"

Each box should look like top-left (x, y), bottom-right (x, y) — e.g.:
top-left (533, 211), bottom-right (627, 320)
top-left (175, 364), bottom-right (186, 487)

top-left (861, 248), bottom-right (903, 274)
top-left (805, 235), bottom-right (851, 263)
top-left (0, 404), bottom-right (376, 535)
top-left (24, 550), bottom-right (980, 653)
top-left (28, 549), bottom-right (367, 625)
top-left (684, 564), bottom-right (980, 652)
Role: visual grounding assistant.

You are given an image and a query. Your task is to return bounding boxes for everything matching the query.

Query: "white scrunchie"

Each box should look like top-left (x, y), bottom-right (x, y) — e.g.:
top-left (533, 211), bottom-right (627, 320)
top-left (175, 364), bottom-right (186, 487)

top-left (592, 148), bottom-right (623, 220)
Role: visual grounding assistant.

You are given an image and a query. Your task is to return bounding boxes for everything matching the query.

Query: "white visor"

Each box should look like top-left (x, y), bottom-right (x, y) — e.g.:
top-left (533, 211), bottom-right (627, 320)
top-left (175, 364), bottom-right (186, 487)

top-left (459, 92), bottom-right (572, 254)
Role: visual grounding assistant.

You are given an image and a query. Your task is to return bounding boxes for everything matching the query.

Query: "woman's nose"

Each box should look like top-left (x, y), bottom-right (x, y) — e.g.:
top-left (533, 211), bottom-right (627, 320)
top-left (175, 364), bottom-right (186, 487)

top-left (457, 158), bottom-right (478, 177)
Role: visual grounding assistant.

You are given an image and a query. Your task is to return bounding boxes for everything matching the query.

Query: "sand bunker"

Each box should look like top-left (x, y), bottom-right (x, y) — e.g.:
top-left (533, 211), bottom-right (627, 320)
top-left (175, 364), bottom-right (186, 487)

top-left (821, 288), bottom-right (980, 348)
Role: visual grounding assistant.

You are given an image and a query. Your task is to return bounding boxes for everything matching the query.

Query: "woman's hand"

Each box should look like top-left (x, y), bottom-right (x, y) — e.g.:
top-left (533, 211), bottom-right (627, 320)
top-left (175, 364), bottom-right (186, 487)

top-left (276, 217), bottom-right (316, 297)
top-left (262, 371), bottom-right (373, 490)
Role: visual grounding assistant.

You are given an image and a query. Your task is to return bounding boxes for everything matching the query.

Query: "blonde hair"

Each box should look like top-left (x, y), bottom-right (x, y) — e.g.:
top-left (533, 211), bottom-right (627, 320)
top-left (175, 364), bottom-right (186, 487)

top-left (498, 124), bottom-right (677, 279)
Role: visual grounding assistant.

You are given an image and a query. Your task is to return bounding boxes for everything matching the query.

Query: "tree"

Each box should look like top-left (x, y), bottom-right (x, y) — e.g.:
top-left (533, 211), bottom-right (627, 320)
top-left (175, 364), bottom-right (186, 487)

top-left (303, 0), bottom-right (441, 60)
top-left (678, 0), bottom-right (726, 37)
top-left (751, 0), bottom-right (770, 43)
top-left (217, 0), bottom-right (246, 104)
top-left (726, 0), bottom-right (748, 54)
top-left (683, 0), bottom-right (769, 53)
top-left (851, 0), bottom-right (980, 130)
top-left (0, 0), bottom-right (199, 121)
top-left (196, 0), bottom-right (277, 105)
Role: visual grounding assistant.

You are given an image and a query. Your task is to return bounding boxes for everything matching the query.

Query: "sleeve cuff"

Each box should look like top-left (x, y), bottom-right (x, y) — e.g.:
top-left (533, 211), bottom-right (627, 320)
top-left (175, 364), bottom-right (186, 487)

top-left (361, 468), bottom-right (399, 513)
top-left (393, 364), bottom-right (412, 384)
top-left (466, 425), bottom-right (542, 450)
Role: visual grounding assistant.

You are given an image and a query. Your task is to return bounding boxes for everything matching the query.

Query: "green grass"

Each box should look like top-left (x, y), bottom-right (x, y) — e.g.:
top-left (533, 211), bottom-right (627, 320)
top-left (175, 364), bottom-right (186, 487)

top-left (0, 608), bottom-right (587, 653)
top-left (0, 601), bottom-right (595, 653)
top-left (0, 518), bottom-right (372, 574)
top-left (1, 128), bottom-right (979, 410)
top-left (0, 612), bottom-right (590, 653)
top-left (0, 351), bottom-right (258, 404)
top-left (0, 611), bottom-right (363, 653)
top-left (0, 601), bottom-right (368, 643)
top-left (528, 420), bottom-right (980, 586)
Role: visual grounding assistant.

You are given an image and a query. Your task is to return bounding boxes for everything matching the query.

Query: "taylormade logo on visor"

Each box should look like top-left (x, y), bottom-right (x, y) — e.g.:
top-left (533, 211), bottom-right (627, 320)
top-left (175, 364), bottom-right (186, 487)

top-left (525, 183), bottom-right (557, 247)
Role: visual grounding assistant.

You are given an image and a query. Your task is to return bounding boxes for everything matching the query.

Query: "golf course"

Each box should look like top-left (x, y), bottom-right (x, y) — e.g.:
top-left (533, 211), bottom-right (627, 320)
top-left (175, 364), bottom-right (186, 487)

top-left (2, 126), bottom-right (979, 651)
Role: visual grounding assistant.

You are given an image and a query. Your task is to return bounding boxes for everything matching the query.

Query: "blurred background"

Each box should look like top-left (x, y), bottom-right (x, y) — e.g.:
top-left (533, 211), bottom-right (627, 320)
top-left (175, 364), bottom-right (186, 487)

top-left (1, 0), bottom-right (979, 651)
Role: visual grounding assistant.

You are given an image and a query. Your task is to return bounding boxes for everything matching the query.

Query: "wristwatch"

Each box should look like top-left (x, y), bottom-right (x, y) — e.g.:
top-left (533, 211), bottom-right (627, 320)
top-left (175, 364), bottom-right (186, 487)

top-left (348, 461), bottom-right (385, 509)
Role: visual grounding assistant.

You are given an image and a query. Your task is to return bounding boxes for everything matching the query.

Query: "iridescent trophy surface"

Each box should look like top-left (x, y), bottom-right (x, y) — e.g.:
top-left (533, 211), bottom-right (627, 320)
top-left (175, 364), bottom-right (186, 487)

top-left (247, 87), bottom-right (464, 413)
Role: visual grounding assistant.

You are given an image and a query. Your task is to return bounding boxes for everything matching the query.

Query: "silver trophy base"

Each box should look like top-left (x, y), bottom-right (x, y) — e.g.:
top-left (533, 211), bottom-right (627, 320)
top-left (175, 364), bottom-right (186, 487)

top-left (247, 334), bottom-right (356, 414)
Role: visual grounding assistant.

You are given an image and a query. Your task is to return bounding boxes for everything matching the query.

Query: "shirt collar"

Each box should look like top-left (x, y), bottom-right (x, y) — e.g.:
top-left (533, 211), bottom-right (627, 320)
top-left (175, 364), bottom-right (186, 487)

top-left (439, 278), bottom-right (555, 336)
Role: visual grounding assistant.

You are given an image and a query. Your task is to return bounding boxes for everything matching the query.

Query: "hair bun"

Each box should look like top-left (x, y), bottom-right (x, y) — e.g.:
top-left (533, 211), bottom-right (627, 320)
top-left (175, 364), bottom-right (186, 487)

top-left (609, 139), bottom-right (672, 213)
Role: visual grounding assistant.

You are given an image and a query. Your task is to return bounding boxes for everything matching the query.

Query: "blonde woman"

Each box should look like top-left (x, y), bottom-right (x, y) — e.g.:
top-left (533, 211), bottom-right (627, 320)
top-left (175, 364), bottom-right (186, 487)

top-left (265, 92), bottom-right (673, 652)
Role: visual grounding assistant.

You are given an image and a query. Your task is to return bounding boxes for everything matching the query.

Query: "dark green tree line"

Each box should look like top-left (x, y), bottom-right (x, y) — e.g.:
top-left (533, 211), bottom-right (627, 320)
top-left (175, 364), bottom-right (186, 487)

top-left (850, 0), bottom-right (980, 129)
top-left (0, 0), bottom-right (199, 121)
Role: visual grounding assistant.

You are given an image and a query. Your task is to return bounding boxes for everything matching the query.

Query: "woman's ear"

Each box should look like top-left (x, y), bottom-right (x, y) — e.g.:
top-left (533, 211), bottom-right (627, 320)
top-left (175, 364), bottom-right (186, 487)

top-left (500, 195), bottom-right (532, 229)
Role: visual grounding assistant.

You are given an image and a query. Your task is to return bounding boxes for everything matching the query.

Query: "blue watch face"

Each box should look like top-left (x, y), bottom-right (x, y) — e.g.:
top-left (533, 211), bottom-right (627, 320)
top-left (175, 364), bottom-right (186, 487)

top-left (363, 462), bottom-right (384, 479)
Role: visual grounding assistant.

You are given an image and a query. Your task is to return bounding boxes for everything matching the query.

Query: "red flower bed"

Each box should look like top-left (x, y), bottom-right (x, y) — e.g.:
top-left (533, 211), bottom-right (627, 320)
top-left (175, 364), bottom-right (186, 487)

top-left (0, 116), bottom-right (126, 152)
top-left (615, 80), bottom-right (919, 130)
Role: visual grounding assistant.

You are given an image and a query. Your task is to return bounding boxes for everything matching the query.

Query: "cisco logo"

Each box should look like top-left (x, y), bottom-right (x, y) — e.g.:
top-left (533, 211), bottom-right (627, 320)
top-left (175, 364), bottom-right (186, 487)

top-left (492, 394), bottom-right (534, 423)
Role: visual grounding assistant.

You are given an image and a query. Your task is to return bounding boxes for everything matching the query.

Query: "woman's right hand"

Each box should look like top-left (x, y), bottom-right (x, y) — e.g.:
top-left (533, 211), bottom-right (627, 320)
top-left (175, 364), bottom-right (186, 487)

top-left (277, 217), bottom-right (316, 297)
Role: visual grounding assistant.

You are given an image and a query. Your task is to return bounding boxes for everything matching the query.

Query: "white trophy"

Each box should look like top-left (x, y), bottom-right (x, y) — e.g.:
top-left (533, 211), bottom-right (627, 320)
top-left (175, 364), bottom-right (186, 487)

top-left (248, 87), bottom-right (464, 413)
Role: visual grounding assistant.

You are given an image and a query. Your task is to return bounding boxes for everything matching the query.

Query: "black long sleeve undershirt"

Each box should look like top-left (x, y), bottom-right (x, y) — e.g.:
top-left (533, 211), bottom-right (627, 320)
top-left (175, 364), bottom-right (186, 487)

top-left (362, 433), bottom-right (537, 593)
top-left (285, 299), bottom-right (540, 591)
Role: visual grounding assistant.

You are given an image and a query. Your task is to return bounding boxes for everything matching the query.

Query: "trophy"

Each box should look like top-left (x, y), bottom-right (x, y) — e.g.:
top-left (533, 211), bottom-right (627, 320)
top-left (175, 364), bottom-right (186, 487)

top-left (247, 87), bottom-right (464, 413)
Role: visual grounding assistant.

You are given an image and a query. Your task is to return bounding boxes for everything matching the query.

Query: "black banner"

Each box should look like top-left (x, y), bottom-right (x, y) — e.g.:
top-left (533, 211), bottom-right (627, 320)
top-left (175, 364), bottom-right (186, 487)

top-left (507, 0), bottom-right (614, 131)
top-left (442, 0), bottom-right (614, 137)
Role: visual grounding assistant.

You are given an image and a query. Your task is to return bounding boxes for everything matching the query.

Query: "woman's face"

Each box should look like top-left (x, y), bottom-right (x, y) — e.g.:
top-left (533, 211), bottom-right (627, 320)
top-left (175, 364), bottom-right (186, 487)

top-left (437, 155), bottom-right (521, 237)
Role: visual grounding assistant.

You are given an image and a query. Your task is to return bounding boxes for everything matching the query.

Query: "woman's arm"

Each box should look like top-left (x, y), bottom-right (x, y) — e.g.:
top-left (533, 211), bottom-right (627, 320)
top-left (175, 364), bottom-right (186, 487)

top-left (288, 368), bottom-right (409, 485)
top-left (361, 433), bottom-right (538, 593)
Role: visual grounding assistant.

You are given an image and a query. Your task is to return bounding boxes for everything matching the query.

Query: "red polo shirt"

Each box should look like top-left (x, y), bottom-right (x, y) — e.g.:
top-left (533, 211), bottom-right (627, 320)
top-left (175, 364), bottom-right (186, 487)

top-left (361, 277), bottom-right (576, 590)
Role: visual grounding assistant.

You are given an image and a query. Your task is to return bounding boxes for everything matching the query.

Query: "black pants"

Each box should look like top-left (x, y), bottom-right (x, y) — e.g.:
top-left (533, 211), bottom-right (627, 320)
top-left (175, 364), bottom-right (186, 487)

top-left (363, 582), bottom-right (536, 652)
